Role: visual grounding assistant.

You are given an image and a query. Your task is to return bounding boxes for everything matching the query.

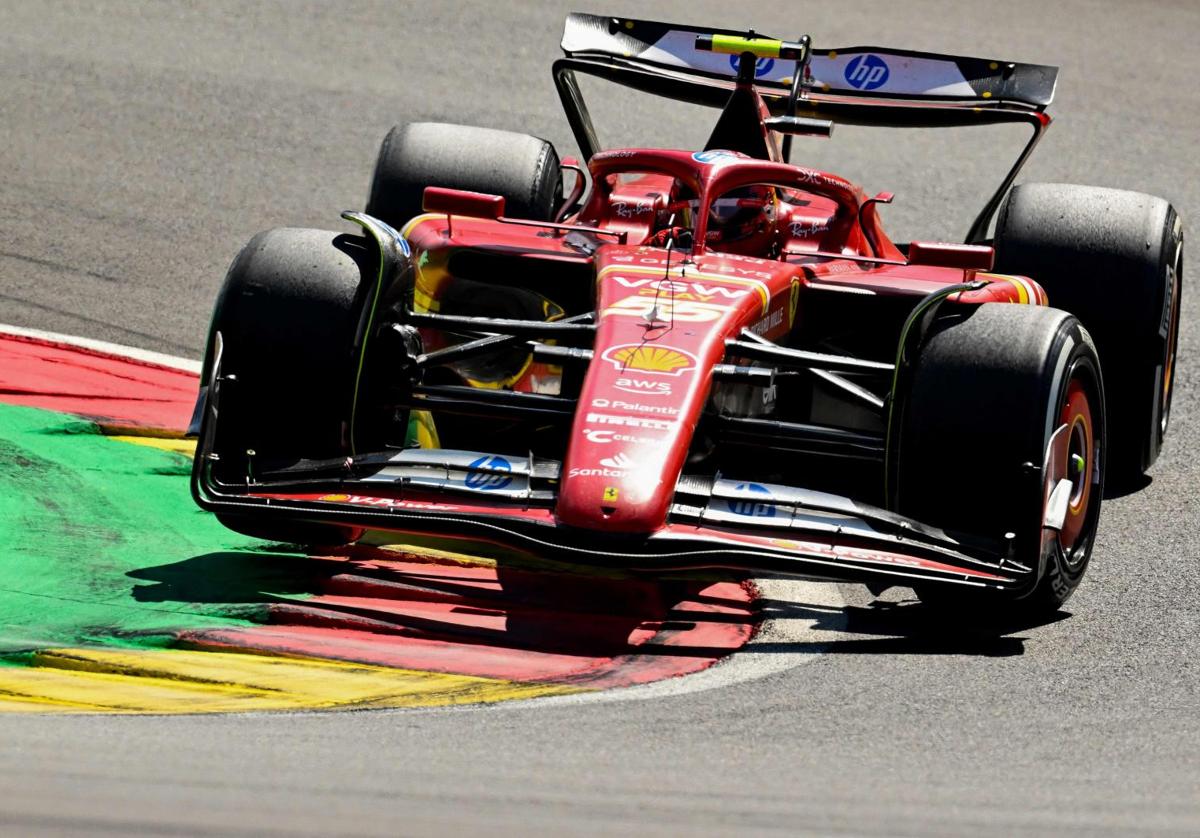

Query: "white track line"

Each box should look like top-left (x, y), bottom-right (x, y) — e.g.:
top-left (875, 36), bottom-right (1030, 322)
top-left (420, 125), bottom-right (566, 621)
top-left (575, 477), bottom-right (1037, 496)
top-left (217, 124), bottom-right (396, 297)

top-left (463, 578), bottom-right (844, 711)
top-left (0, 323), bottom-right (202, 374)
top-left (1, 324), bottom-right (841, 705)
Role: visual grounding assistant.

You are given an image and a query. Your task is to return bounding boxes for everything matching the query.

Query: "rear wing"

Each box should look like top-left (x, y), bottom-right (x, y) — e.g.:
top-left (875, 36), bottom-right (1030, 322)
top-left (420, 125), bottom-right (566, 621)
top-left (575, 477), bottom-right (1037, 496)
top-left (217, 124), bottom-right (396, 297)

top-left (560, 13), bottom-right (1057, 109)
top-left (554, 13), bottom-right (1059, 242)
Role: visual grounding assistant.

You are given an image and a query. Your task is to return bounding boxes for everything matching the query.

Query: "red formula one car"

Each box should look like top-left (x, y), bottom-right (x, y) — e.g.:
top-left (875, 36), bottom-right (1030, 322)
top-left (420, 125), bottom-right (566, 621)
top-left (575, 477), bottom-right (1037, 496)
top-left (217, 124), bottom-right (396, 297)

top-left (191, 14), bottom-right (1184, 615)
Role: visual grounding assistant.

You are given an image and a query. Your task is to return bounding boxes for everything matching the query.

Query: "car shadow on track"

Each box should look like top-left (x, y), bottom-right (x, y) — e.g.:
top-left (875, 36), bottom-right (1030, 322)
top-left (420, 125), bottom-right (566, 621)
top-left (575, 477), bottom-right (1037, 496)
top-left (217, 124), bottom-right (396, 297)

top-left (751, 589), bottom-right (1071, 657)
top-left (128, 550), bottom-right (343, 605)
top-left (126, 547), bottom-right (758, 675)
top-left (1103, 472), bottom-right (1153, 499)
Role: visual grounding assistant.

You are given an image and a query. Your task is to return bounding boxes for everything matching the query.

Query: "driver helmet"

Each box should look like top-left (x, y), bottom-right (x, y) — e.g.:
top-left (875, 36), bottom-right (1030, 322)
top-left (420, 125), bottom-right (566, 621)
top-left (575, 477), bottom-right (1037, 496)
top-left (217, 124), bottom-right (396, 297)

top-left (705, 185), bottom-right (778, 255)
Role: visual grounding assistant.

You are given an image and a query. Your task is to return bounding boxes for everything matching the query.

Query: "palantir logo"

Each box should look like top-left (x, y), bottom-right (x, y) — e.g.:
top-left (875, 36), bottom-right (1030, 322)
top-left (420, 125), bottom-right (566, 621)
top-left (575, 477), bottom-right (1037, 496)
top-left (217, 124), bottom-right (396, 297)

top-left (844, 54), bottom-right (889, 91)
top-left (726, 482), bottom-right (776, 518)
top-left (728, 54), bottom-right (775, 78)
top-left (465, 455), bottom-right (513, 491)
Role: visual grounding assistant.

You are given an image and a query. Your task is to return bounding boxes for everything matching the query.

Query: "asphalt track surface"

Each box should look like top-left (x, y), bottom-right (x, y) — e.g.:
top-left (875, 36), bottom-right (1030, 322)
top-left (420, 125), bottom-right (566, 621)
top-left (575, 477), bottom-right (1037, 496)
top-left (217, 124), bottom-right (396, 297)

top-left (1, 0), bottom-right (1197, 835)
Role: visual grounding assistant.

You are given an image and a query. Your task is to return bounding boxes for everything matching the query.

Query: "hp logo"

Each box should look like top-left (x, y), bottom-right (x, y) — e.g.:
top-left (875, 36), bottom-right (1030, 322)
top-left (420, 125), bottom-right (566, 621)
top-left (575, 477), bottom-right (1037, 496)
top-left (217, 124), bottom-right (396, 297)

top-left (726, 482), bottom-right (776, 518)
top-left (844, 54), bottom-right (890, 90)
top-left (465, 455), bottom-right (513, 491)
top-left (728, 54), bottom-right (776, 78)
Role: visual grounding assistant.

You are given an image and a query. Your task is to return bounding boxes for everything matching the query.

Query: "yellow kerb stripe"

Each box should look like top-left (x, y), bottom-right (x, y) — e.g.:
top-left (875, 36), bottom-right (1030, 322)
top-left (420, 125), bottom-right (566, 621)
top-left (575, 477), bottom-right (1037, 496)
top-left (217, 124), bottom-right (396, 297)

top-left (109, 435), bottom-right (197, 457)
top-left (0, 647), bottom-right (584, 714)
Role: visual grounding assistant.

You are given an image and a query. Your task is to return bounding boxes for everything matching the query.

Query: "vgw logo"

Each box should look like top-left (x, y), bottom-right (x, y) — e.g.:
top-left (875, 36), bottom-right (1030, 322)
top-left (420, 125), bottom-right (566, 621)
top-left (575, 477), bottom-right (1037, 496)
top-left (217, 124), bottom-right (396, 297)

top-left (728, 54), bottom-right (776, 77)
top-left (844, 54), bottom-right (889, 90)
top-left (465, 455), bottom-right (513, 491)
top-left (725, 483), bottom-right (776, 518)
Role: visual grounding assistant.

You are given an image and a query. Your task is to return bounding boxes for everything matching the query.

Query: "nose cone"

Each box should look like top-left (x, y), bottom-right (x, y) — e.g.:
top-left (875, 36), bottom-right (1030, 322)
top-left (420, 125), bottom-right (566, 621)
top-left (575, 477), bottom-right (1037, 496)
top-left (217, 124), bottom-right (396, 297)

top-left (555, 340), bottom-right (712, 533)
top-left (554, 247), bottom-right (769, 534)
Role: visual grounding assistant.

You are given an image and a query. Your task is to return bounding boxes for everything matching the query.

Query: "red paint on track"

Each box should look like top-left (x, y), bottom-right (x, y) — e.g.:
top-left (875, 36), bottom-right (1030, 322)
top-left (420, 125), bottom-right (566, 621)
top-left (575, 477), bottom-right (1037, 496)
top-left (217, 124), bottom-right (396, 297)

top-left (0, 332), bottom-right (197, 429)
top-left (183, 550), bottom-right (756, 688)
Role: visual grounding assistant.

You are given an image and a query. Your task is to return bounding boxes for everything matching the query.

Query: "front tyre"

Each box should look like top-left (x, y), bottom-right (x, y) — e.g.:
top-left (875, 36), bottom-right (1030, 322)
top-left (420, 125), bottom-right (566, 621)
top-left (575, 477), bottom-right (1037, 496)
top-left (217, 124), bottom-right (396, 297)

top-left (897, 303), bottom-right (1105, 615)
top-left (200, 227), bottom-right (374, 546)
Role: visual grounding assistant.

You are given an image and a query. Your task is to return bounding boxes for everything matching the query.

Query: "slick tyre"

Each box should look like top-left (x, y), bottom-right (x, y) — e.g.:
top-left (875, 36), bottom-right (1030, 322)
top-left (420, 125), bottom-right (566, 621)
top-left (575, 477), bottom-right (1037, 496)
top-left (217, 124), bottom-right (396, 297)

top-left (897, 303), bottom-right (1105, 615)
top-left (201, 227), bottom-right (374, 546)
top-left (994, 183), bottom-right (1183, 483)
top-left (366, 122), bottom-right (562, 229)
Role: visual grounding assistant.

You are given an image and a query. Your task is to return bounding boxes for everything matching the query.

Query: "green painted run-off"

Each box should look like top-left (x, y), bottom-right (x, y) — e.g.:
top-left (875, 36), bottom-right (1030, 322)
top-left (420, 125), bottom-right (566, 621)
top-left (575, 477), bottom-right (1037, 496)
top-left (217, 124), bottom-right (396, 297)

top-left (0, 403), bottom-right (290, 654)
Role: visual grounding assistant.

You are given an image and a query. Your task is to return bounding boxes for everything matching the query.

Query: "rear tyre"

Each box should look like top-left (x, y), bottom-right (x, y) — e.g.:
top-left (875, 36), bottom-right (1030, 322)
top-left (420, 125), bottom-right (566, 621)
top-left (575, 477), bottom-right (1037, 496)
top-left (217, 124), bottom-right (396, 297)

top-left (202, 227), bottom-right (373, 546)
top-left (994, 183), bottom-right (1183, 483)
top-left (365, 122), bottom-right (562, 229)
top-left (897, 303), bottom-right (1105, 615)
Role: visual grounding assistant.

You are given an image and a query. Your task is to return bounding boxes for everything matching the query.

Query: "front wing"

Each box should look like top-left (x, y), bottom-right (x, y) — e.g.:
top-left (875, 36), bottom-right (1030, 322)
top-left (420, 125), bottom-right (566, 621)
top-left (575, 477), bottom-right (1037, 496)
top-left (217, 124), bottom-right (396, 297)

top-left (193, 444), bottom-right (1034, 594)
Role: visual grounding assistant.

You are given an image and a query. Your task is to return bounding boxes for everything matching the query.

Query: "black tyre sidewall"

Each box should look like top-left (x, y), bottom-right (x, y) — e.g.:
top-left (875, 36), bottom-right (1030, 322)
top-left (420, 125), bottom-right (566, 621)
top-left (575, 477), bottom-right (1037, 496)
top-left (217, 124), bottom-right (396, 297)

top-left (365, 122), bottom-right (562, 230)
top-left (202, 228), bottom-right (373, 546)
top-left (899, 304), bottom-right (1105, 612)
top-left (995, 184), bottom-right (1181, 478)
top-left (208, 228), bottom-right (370, 470)
top-left (1034, 337), bottom-right (1105, 609)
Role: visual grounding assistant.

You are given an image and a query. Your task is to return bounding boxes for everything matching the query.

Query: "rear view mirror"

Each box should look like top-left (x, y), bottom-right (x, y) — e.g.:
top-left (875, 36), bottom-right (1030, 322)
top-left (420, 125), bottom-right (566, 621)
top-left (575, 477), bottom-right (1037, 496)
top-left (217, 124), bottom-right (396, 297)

top-left (907, 241), bottom-right (995, 271)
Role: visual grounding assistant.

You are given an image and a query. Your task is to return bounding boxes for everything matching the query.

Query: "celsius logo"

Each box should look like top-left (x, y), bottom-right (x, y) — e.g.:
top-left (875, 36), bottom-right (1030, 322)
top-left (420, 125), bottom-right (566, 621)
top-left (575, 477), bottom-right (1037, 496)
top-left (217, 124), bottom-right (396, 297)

top-left (726, 482), bottom-right (776, 517)
top-left (465, 455), bottom-right (513, 491)
top-left (583, 429), bottom-right (657, 445)
top-left (844, 54), bottom-right (889, 90)
top-left (728, 54), bottom-right (775, 77)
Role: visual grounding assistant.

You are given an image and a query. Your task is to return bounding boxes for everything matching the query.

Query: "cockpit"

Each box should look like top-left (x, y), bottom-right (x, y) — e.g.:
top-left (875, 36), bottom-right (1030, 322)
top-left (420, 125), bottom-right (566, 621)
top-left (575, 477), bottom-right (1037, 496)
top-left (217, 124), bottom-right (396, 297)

top-left (574, 147), bottom-right (870, 259)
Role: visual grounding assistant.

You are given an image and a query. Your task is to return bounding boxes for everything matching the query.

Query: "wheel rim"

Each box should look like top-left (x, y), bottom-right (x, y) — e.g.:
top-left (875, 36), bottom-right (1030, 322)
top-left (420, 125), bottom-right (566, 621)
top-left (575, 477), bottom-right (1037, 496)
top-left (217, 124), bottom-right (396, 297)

top-left (1057, 377), bottom-right (1096, 557)
top-left (1161, 245), bottom-right (1183, 437)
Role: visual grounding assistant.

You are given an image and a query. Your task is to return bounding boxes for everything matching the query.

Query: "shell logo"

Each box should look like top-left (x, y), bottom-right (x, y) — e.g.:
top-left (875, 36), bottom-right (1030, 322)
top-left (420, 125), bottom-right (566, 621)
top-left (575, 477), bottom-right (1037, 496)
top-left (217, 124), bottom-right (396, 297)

top-left (602, 344), bottom-right (697, 376)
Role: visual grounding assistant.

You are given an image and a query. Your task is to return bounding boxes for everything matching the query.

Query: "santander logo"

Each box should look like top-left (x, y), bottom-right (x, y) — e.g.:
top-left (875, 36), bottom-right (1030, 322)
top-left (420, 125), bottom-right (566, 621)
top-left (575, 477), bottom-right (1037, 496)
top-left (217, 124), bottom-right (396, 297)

top-left (599, 452), bottom-right (634, 469)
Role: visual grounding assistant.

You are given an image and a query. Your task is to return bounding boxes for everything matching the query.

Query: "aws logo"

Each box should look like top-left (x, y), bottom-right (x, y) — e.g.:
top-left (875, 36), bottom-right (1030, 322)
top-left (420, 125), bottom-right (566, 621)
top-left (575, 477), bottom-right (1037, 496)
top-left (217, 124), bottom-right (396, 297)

top-left (615, 377), bottom-right (671, 396)
top-left (602, 344), bottom-right (697, 376)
